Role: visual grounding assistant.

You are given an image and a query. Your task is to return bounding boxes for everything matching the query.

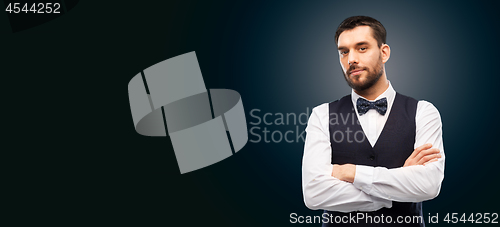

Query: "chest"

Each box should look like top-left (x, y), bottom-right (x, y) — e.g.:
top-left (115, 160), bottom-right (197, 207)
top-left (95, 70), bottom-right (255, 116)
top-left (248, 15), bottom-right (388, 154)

top-left (328, 94), bottom-right (417, 168)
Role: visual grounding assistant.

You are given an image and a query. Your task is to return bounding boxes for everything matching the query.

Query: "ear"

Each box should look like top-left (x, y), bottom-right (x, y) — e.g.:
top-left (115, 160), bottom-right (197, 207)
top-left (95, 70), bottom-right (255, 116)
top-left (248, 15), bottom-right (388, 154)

top-left (381, 44), bottom-right (391, 63)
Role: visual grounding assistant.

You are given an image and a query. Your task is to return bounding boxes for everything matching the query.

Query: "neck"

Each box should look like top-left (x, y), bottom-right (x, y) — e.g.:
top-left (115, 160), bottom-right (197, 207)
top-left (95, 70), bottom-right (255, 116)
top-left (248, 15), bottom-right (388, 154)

top-left (354, 75), bottom-right (389, 100)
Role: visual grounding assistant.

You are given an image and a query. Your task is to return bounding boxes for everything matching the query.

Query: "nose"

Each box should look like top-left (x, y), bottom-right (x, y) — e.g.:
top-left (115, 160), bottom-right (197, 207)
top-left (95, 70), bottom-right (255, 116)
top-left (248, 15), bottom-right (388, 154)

top-left (348, 51), bottom-right (358, 66)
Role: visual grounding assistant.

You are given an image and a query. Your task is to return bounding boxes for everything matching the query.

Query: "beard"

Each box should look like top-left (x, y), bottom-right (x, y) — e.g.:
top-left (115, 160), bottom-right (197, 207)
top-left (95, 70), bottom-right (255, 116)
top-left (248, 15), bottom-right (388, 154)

top-left (343, 57), bottom-right (384, 91)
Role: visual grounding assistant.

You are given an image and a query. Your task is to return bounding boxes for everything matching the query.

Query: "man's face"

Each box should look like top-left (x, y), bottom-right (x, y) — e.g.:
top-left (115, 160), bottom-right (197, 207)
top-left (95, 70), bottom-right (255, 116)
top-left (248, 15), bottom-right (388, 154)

top-left (337, 26), bottom-right (384, 91)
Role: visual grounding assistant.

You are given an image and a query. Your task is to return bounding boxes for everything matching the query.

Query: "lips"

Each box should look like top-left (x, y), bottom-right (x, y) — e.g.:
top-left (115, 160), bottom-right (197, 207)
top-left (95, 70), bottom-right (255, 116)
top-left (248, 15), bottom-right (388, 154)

top-left (350, 69), bottom-right (364, 76)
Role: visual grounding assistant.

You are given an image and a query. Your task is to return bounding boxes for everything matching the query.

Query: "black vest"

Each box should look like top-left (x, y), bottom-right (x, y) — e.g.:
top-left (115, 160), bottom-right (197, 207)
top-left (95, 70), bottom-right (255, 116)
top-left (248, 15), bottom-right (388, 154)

top-left (323, 93), bottom-right (424, 227)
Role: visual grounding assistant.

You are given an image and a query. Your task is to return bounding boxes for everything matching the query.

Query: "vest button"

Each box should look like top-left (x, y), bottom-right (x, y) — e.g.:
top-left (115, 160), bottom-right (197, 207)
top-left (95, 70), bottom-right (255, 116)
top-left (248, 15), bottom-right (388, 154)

top-left (369, 155), bottom-right (375, 160)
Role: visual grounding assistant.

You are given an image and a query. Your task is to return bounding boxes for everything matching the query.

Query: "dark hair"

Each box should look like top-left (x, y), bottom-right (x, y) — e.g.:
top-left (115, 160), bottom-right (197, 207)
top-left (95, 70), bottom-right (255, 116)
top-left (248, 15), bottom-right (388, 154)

top-left (335, 16), bottom-right (386, 47)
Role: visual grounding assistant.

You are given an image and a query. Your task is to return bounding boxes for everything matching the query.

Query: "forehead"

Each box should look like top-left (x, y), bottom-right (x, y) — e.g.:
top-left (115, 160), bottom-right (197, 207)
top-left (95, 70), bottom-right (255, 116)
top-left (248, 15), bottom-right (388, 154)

top-left (337, 26), bottom-right (377, 48)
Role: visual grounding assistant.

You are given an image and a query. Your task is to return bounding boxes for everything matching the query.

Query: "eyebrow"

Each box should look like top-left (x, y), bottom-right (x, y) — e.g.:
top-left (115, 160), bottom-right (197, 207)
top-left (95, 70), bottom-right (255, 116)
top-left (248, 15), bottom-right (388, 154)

top-left (338, 41), bottom-right (370, 50)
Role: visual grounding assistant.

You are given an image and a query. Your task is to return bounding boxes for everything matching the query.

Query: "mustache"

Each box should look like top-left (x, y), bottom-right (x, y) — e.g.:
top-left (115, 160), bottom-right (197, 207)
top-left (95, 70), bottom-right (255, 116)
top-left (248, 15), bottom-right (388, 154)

top-left (347, 65), bottom-right (367, 75)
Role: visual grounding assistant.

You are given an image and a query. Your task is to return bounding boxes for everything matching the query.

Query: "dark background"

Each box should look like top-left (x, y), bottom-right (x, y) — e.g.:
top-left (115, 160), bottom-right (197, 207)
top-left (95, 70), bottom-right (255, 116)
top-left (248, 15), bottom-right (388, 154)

top-left (3, 0), bottom-right (500, 226)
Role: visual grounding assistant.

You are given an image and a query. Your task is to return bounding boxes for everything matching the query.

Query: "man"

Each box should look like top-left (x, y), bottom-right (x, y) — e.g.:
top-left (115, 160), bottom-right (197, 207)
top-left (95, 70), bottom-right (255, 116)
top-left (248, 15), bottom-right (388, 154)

top-left (302, 16), bottom-right (445, 226)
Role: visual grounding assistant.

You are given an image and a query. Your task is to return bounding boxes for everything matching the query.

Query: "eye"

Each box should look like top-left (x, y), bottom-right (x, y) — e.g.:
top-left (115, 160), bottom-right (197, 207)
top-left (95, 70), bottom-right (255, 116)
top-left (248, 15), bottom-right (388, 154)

top-left (340, 50), bottom-right (349, 55)
top-left (359, 47), bottom-right (367, 51)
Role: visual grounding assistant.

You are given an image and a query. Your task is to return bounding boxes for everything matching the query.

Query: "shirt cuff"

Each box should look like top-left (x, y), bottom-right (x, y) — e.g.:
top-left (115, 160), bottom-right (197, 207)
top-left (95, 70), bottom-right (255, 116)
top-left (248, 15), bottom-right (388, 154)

top-left (353, 165), bottom-right (374, 194)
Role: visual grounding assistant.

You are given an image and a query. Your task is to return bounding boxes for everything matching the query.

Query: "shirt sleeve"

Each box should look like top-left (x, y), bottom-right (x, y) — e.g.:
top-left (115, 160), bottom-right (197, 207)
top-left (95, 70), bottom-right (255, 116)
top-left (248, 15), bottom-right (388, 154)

top-left (302, 104), bottom-right (393, 212)
top-left (352, 101), bottom-right (445, 202)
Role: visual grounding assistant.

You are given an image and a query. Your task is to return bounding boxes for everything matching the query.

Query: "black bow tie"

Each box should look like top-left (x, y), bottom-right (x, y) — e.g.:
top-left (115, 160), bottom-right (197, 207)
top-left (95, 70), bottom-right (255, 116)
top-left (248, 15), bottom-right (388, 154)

top-left (356, 97), bottom-right (388, 116)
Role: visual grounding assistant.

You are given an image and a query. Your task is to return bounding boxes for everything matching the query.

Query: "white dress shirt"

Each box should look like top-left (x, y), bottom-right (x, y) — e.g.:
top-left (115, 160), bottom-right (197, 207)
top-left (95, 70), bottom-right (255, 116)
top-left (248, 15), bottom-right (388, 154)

top-left (302, 81), bottom-right (445, 212)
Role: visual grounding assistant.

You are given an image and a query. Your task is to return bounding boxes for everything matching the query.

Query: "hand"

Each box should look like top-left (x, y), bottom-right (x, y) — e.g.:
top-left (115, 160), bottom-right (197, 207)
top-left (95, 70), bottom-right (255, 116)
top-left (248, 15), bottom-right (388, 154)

top-left (332, 164), bottom-right (356, 183)
top-left (403, 143), bottom-right (441, 167)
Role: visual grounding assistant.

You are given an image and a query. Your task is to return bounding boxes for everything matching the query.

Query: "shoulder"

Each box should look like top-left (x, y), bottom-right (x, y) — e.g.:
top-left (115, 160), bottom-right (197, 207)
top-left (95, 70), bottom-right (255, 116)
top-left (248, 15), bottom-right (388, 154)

top-left (417, 100), bottom-right (441, 116)
top-left (326, 94), bottom-right (352, 111)
top-left (416, 100), bottom-right (442, 124)
top-left (305, 103), bottom-right (330, 133)
top-left (311, 94), bottom-right (351, 115)
top-left (395, 93), bottom-right (419, 108)
top-left (311, 103), bottom-right (329, 118)
top-left (309, 95), bottom-right (351, 122)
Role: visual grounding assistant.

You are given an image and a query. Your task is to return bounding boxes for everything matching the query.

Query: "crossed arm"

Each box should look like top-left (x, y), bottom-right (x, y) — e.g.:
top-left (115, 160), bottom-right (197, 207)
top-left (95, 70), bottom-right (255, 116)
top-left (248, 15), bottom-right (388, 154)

top-left (302, 101), bottom-right (445, 212)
